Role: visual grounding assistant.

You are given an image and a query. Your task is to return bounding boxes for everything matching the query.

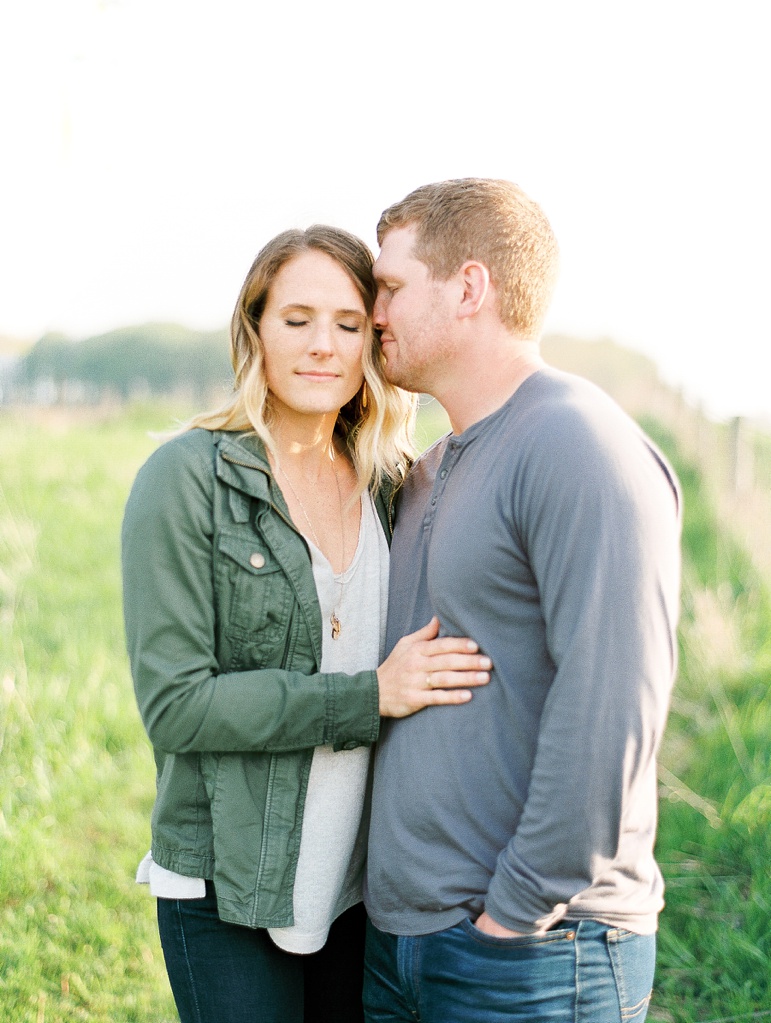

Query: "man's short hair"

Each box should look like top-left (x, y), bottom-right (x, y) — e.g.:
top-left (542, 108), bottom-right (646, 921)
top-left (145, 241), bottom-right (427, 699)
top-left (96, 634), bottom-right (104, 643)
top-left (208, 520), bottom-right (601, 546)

top-left (377, 178), bottom-right (559, 338)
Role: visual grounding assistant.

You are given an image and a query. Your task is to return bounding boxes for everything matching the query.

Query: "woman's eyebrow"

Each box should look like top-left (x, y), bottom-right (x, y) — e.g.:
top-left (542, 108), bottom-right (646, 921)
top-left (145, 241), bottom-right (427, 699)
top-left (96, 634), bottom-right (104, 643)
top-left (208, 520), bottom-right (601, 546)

top-left (278, 303), bottom-right (364, 317)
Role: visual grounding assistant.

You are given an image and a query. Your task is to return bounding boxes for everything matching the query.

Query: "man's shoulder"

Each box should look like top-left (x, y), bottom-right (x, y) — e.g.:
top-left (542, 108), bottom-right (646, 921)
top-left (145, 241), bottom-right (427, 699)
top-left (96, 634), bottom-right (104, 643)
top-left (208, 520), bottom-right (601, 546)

top-left (519, 369), bottom-right (680, 511)
top-left (515, 368), bottom-right (642, 451)
top-left (525, 367), bottom-right (627, 420)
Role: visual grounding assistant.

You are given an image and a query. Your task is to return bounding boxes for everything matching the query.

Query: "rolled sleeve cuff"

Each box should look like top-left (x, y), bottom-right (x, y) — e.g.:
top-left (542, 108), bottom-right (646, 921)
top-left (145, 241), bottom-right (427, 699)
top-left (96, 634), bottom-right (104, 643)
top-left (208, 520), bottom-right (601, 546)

top-left (329, 669), bottom-right (380, 751)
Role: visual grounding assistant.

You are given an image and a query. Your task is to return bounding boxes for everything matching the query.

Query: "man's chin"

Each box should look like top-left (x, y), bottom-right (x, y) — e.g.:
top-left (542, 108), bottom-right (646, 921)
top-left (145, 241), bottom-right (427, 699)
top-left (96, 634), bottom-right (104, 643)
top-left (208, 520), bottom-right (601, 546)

top-left (382, 354), bottom-right (422, 393)
top-left (381, 359), bottom-right (402, 386)
top-left (384, 367), bottom-right (414, 391)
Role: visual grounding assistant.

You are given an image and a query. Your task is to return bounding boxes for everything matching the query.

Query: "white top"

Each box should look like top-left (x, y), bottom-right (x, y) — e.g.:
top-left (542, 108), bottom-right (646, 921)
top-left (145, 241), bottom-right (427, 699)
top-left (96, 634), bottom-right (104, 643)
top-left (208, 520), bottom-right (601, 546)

top-left (137, 492), bottom-right (389, 954)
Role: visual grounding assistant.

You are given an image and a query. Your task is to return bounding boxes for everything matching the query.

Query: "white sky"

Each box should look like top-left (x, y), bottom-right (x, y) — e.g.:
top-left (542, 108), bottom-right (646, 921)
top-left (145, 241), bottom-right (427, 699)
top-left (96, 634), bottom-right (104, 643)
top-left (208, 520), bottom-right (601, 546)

top-left (1, 0), bottom-right (769, 421)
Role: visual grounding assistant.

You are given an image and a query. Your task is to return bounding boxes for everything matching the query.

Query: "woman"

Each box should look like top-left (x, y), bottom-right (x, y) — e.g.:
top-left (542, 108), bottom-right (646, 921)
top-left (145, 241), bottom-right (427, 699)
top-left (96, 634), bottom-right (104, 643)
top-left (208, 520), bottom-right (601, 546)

top-left (122, 225), bottom-right (491, 1023)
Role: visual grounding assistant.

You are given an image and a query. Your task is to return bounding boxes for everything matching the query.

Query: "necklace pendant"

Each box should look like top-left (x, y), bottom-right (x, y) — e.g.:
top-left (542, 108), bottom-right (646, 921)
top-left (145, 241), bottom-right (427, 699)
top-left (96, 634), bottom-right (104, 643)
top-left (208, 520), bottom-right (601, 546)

top-left (330, 611), bottom-right (341, 640)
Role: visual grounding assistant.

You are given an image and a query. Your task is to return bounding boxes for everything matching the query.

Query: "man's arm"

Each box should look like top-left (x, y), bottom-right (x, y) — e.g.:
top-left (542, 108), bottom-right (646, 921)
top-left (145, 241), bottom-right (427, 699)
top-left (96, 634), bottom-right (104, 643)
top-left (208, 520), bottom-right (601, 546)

top-left (483, 413), bottom-right (682, 934)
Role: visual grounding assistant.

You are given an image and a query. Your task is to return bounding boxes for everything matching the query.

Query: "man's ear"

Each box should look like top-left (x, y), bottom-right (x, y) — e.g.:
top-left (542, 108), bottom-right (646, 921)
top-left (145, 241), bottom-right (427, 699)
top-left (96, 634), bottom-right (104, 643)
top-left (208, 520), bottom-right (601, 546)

top-left (457, 261), bottom-right (490, 320)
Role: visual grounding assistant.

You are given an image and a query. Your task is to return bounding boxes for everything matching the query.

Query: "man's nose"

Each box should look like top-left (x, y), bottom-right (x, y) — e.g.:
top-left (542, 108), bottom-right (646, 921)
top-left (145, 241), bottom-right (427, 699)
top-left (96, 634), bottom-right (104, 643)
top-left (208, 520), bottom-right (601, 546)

top-left (373, 294), bottom-right (387, 330)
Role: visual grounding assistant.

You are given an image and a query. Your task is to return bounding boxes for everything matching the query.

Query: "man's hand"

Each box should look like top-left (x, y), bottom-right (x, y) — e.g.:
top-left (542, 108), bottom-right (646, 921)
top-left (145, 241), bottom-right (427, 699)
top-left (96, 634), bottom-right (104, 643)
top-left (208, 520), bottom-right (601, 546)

top-left (473, 911), bottom-right (526, 938)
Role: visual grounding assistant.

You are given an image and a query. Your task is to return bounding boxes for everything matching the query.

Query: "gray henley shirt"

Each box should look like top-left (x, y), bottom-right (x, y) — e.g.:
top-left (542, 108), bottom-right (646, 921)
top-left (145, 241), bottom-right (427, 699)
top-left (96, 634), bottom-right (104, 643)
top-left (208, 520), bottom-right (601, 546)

top-left (364, 367), bottom-right (681, 937)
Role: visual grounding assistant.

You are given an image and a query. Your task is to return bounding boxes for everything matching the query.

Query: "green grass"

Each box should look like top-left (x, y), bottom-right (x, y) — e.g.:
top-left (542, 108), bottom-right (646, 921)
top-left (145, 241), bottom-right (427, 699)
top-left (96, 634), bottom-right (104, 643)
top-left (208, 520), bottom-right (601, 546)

top-left (0, 406), bottom-right (179, 1022)
top-left (641, 419), bottom-right (771, 1022)
top-left (1, 404), bottom-right (769, 1021)
top-left (413, 394), bottom-right (451, 450)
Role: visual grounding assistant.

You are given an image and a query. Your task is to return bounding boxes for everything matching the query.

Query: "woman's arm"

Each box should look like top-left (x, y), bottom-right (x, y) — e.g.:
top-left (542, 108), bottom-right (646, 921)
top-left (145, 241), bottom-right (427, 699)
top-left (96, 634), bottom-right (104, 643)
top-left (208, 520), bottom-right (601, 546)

top-left (122, 433), bottom-right (489, 756)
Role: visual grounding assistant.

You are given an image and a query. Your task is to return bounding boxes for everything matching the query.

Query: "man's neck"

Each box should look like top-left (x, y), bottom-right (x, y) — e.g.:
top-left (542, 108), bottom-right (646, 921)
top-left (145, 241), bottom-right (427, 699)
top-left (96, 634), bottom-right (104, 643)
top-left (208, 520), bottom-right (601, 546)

top-left (437, 340), bottom-right (545, 435)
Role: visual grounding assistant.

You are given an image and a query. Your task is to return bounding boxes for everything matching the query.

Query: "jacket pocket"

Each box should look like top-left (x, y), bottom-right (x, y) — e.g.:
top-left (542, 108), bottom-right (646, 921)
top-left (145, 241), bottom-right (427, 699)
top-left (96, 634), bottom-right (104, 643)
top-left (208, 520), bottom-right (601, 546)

top-left (215, 531), bottom-right (292, 668)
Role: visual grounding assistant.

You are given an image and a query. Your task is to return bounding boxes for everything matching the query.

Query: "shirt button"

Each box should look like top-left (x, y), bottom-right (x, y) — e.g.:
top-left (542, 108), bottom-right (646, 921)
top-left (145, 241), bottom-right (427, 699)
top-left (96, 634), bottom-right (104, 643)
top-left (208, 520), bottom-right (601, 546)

top-left (440, 469), bottom-right (447, 479)
top-left (431, 498), bottom-right (437, 506)
top-left (249, 552), bottom-right (266, 569)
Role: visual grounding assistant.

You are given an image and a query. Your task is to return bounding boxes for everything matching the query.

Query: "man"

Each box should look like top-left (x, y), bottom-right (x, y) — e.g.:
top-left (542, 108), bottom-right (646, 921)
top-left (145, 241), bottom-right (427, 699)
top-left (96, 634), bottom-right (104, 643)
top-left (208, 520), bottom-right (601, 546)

top-left (363, 179), bottom-right (682, 1023)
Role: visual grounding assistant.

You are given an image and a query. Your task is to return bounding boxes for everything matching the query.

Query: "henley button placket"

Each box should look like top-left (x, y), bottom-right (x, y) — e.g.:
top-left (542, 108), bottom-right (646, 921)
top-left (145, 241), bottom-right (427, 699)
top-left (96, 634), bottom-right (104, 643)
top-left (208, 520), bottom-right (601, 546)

top-left (423, 443), bottom-right (461, 527)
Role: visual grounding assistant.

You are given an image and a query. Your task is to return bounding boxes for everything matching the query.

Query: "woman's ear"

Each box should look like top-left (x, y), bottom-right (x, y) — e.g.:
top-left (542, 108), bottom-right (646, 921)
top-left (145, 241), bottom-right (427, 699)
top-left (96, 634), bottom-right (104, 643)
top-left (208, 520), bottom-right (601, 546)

top-left (457, 261), bottom-right (490, 320)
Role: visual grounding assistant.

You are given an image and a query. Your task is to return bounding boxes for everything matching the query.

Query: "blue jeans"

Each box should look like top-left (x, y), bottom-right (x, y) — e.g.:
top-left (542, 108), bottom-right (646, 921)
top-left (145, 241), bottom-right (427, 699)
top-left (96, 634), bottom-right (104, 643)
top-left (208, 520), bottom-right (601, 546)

top-left (363, 917), bottom-right (655, 1023)
top-left (158, 881), bottom-right (366, 1023)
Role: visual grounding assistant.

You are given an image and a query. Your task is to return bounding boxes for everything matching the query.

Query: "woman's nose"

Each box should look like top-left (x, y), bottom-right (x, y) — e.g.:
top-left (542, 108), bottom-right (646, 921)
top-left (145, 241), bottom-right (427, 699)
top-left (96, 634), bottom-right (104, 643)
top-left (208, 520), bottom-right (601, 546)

top-left (309, 322), bottom-right (335, 355)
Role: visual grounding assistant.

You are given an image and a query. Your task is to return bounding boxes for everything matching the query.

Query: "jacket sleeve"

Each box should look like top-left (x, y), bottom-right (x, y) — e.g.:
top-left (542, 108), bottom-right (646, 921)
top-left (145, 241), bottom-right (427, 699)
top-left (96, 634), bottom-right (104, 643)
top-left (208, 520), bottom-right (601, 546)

top-left (121, 433), bottom-right (380, 756)
top-left (484, 412), bottom-right (682, 933)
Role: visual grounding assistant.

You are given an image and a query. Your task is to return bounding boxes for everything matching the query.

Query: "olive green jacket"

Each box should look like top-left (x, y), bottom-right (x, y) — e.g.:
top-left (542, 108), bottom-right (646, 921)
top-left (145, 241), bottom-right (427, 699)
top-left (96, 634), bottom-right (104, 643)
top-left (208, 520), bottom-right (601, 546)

top-left (122, 428), bottom-right (394, 928)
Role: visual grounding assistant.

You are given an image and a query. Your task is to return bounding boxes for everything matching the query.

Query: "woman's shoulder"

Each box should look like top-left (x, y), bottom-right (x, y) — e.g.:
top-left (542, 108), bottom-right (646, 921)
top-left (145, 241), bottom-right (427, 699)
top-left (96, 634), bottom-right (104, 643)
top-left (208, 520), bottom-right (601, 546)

top-left (141, 427), bottom-right (218, 475)
top-left (128, 428), bottom-right (220, 515)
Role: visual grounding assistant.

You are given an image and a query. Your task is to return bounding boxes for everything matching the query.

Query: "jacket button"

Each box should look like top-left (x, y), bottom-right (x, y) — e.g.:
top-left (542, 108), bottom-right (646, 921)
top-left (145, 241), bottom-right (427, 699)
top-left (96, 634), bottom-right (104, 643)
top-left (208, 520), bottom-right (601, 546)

top-left (341, 741), bottom-right (358, 751)
top-left (249, 552), bottom-right (266, 569)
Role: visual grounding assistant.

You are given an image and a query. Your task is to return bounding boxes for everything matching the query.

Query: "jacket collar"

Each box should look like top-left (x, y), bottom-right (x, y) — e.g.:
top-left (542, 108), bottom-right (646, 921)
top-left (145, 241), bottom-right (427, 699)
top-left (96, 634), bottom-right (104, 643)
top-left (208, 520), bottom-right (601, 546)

top-left (214, 429), bottom-right (401, 539)
top-left (215, 432), bottom-right (276, 503)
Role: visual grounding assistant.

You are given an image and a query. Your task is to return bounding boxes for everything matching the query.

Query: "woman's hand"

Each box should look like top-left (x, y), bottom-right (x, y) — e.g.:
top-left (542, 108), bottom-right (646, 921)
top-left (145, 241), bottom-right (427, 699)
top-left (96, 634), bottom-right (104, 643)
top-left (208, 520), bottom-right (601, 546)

top-left (377, 616), bottom-right (491, 718)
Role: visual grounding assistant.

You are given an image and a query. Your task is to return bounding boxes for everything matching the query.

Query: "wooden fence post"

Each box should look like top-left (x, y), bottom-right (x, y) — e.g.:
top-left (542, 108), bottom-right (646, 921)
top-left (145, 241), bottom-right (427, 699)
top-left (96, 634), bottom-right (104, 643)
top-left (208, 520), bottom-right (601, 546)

top-left (728, 416), bottom-right (753, 495)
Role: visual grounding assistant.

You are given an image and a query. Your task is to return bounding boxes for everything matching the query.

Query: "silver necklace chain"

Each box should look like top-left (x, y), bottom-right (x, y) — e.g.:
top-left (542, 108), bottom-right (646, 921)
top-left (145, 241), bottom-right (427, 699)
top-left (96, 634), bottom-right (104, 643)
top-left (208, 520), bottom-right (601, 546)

top-left (277, 453), bottom-right (345, 640)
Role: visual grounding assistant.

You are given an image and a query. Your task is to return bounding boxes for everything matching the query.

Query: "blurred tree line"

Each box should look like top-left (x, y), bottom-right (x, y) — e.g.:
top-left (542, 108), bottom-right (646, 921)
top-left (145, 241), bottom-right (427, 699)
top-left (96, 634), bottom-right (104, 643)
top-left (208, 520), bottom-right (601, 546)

top-left (8, 323), bottom-right (232, 404)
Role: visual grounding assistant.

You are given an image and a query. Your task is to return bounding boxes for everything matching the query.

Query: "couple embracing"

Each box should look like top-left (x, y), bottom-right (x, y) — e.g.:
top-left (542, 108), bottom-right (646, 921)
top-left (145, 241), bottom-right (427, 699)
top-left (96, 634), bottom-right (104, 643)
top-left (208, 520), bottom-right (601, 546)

top-left (122, 178), bottom-right (681, 1023)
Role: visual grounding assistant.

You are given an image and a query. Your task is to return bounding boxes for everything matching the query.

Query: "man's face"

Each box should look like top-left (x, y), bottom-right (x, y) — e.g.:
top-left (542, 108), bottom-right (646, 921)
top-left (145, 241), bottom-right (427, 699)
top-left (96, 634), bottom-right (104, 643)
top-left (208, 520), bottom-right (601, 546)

top-left (372, 225), bottom-right (455, 393)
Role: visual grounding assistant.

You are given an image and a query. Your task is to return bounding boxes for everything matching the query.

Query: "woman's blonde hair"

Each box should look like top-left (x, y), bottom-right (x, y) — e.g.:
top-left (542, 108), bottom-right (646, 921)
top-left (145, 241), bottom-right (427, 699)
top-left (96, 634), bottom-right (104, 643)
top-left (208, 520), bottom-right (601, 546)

top-left (186, 225), bottom-right (417, 492)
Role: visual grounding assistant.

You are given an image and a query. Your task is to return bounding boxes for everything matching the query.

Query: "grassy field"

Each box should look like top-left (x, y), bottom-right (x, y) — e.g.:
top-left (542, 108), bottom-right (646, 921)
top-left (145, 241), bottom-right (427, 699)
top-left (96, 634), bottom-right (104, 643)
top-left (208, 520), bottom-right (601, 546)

top-left (642, 420), bottom-right (771, 1021)
top-left (1, 403), bottom-right (769, 1022)
top-left (0, 406), bottom-right (178, 1022)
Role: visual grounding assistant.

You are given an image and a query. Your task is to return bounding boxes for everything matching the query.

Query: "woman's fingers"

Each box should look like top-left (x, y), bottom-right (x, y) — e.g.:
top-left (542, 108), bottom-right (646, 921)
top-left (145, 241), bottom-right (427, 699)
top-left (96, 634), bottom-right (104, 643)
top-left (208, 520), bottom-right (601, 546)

top-left (409, 615), bottom-right (442, 640)
top-left (377, 621), bottom-right (492, 718)
top-left (424, 664), bottom-right (491, 689)
top-left (397, 617), bottom-right (480, 657)
top-left (420, 636), bottom-right (482, 657)
top-left (417, 686), bottom-right (477, 706)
